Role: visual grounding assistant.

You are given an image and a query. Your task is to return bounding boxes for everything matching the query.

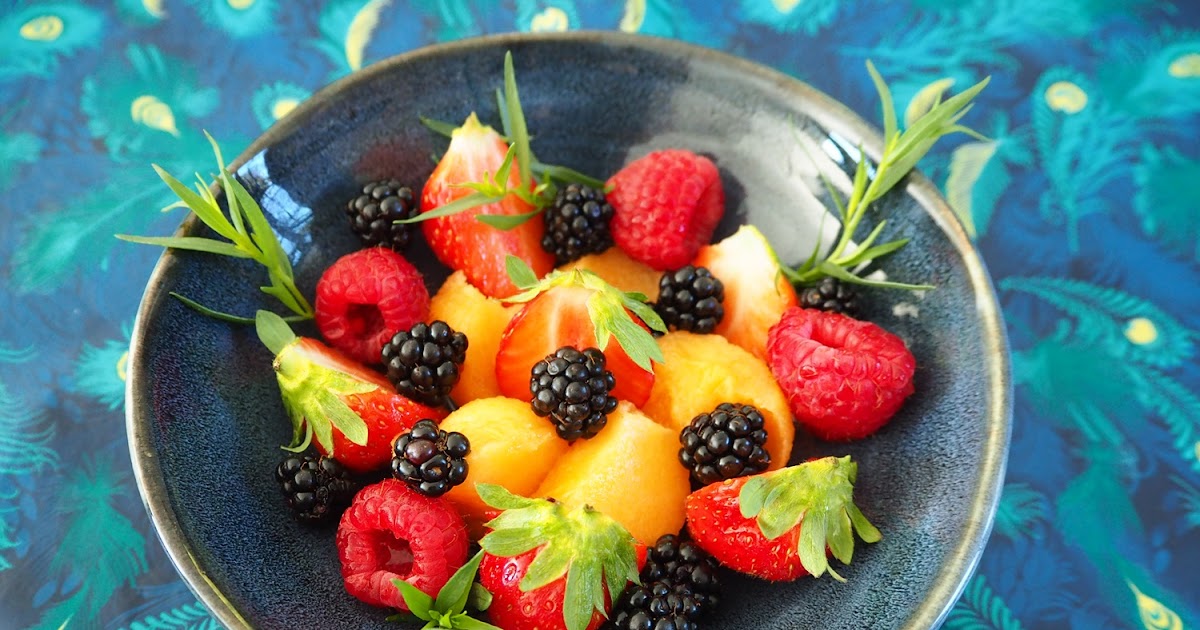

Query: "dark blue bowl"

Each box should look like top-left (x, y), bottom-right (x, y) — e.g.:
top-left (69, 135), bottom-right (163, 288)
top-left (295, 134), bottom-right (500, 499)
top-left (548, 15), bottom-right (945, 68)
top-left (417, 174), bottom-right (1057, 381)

top-left (127, 32), bottom-right (1010, 630)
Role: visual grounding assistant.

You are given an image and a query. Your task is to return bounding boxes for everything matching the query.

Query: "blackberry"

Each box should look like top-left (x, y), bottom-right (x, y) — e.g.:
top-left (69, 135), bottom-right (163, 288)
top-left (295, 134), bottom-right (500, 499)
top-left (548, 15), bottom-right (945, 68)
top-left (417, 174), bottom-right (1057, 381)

top-left (274, 455), bottom-right (358, 525)
top-left (391, 419), bottom-right (470, 497)
top-left (608, 535), bottom-right (720, 630)
top-left (799, 276), bottom-right (859, 316)
top-left (655, 265), bottom-right (724, 334)
top-left (345, 179), bottom-right (419, 249)
top-left (541, 183), bottom-right (615, 265)
top-left (382, 321), bottom-right (468, 407)
top-left (530, 346), bottom-right (618, 441)
top-left (679, 403), bottom-right (771, 485)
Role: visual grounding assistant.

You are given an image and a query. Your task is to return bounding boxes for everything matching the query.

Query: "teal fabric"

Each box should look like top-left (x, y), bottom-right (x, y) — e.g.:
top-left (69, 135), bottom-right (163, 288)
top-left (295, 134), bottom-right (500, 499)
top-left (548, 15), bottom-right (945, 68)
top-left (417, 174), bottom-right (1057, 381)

top-left (1, 1), bottom-right (1198, 628)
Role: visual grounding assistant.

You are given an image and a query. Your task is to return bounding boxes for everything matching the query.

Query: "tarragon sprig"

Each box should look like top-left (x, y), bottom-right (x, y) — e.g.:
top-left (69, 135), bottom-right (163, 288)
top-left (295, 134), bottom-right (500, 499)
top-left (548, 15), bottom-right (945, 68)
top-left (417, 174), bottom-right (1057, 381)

top-left (404, 51), bottom-right (606, 230)
top-left (389, 551), bottom-right (500, 629)
top-left (503, 255), bottom-right (666, 371)
top-left (739, 456), bottom-right (881, 582)
top-left (117, 132), bottom-right (314, 323)
top-left (784, 61), bottom-right (990, 290)
top-left (476, 484), bottom-right (641, 630)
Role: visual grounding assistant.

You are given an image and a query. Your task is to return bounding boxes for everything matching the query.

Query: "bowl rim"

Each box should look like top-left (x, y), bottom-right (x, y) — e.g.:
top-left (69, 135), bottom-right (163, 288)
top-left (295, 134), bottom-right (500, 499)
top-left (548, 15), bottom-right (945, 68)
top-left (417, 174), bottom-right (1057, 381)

top-left (126, 30), bottom-right (1012, 630)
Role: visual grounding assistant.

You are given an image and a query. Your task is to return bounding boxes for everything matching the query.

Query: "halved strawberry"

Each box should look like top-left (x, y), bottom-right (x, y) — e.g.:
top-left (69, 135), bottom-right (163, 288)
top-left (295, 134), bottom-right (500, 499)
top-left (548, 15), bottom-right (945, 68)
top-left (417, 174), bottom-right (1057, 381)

top-left (684, 456), bottom-right (880, 582)
top-left (420, 113), bottom-right (555, 299)
top-left (692, 224), bottom-right (797, 359)
top-left (495, 284), bottom-right (655, 407)
top-left (256, 311), bottom-right (446, 473)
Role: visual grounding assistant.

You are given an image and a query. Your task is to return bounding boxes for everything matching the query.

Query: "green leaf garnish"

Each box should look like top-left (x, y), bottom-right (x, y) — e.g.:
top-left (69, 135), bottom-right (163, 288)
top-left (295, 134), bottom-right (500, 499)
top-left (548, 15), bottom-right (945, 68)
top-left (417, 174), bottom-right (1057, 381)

top-left (502, 256), bottom-right (665, 371)
top-left (254, 310), bottom-right (373, 454)
top-left (787, 61), bottom-right (989, 290)
top-left (476, 484), bottom-right (640, 630)
top-left (118, 132), bottom-right (315, 321)
top-left (388, 551), bottom-right (501, 629)
top-left (738, 456), bottom-right (882, 582)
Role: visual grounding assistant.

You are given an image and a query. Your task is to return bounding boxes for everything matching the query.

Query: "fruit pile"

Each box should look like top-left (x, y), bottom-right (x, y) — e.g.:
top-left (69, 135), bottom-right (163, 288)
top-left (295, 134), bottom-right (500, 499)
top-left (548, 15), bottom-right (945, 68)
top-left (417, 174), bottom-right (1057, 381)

top-left (134, 52), bottom-right (988, 630)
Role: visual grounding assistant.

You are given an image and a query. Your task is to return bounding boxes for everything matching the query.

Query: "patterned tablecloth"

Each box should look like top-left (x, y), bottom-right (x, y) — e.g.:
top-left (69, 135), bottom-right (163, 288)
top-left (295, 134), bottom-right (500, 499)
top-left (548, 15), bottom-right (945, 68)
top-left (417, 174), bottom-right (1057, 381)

top-left (2, 1), bottom-right (1198, 629)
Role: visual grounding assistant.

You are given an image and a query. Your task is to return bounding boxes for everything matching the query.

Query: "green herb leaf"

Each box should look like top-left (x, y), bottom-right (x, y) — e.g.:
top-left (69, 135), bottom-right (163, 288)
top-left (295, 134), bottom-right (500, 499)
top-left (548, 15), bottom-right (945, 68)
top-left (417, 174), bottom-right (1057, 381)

top-left (393, 579), bottom-right (435, 620)
top-left (785, 62), bottom-right (988, 292)
top-left (737, 456), bottom-right (880, 582)
top-left (531, 163), bottom-right (608, 190)
top-left (504, 255), bottom-right (540, 290)
top-left (436, 551), bottom-right (485, 615)
top-left (476, 208), bottom-right (543, 229)
top-left (453, 615), bottom-right (503, 630)
top-left (503, 51), bottom-right (533, 189)
top-left (477, 485), bottom-right (639, 630)
top-left (421, 115), bottom-right (460, 139)
top-left (468, 583), bottom-right (493, 612)
top-left (119, 134), bottom-right (314, 321)
top-left (395, 191), bottom-right (502, 224)
top-left (255, 310), bottom-right (297, 355)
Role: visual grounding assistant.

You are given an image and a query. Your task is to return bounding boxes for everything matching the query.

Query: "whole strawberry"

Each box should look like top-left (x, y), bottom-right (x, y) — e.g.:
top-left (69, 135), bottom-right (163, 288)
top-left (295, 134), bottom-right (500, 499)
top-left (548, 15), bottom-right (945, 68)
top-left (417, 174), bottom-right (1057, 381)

top-left (684, 456), bottom-right (880, 582)
top-left (606, 149), bottom-right (724, 271)
top-left (475, 484), bottom-right (645, 630)
top-left (766, 307), bottom-right (916, 440)
top-left (315, 247), bottom-right (429, 365)
top-left (256, 311), bottom-right (446, 473)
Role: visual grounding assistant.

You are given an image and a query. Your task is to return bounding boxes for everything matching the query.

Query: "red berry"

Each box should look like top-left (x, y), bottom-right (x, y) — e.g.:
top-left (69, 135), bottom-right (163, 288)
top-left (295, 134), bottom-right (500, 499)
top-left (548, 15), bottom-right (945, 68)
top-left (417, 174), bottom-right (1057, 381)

top-left (766, 307), bottom-right (916, 440)
top-left (684, 476), bottom-right (806, 581)
top-left (315, 248), bottom-right (429, 365)
top-left (336, 479), bottom-right (469, 610)
top-left (606, 149), bottom-right (725, 271)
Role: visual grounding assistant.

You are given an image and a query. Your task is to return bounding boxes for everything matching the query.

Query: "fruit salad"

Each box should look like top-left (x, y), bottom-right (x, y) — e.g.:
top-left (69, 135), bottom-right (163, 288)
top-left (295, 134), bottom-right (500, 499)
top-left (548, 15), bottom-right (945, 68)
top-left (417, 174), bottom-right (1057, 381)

top-left (124, 52), bottom-right (987, 630)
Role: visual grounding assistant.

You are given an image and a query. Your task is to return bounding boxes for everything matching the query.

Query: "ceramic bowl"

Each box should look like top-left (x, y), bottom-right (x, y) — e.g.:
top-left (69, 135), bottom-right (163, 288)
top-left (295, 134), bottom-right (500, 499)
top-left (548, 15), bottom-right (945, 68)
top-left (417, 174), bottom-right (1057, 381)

top-left (127, 31), bottom-right (1011, 630)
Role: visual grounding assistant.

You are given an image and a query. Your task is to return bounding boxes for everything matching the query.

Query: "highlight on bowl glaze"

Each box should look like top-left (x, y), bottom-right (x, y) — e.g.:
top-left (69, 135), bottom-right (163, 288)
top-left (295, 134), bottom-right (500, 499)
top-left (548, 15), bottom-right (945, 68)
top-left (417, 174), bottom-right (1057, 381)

top-left (126, 31), bottom-right (1011, 630)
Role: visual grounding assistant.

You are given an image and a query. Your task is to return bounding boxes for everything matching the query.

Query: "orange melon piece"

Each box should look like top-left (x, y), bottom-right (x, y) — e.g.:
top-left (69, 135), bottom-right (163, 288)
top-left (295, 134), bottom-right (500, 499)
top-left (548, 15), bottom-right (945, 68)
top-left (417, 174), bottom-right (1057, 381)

top-left (428, 270), bottom-right (519, 404)
top-left (440, 397), bottom-right (569, 538)
top-left (535, 402), bottom-right (689, 545)
top-left (642, 331), bottom-right (794, 470)
top-left (693, 225), bottom-right (797, 358)
top-left (562, 247), bottom-right (661, 301)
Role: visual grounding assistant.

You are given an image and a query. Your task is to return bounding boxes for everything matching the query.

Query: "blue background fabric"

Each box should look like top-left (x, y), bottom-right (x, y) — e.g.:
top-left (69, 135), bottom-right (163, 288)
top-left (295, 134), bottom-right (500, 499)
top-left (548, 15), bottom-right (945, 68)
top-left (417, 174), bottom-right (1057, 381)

top-left (1, 1), bottom-right (1198, 629)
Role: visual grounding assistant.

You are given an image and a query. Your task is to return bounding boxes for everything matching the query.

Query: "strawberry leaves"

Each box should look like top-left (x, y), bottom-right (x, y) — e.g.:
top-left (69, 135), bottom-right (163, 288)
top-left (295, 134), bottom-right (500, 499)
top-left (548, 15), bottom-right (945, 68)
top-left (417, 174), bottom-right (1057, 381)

top-left (738, 456), bottom-right (881, 582)
top-left (390, 551), bottom-right (501, 630)
top-left (255, 310), bottom-right (372, 453)
top-left (477, 484), bottom-right (641, 630)
top-left (785, 61), bottom-right (989, 290)
top-left (118, 132), bottom-right (314, 323)
top-left (504, 255), bottom-right (666, 371)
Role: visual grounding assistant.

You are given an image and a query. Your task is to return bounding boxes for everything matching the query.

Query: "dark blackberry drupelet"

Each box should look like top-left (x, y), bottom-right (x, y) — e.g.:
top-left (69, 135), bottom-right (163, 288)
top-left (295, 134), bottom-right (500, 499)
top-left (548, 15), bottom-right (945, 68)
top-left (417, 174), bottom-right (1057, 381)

top-left (679, 403), bottom-right (771, 485)
top-left (391, 419), bottom-right (470, 497)
top-left (799, 276), bottom-right (860, 316)
top-left (608, 534), bottom-right (720, 630)
top-left (382, 320), bottom-right (468, 407)
top-left (345, 179), bottom-right (420, 249)
top-left (274, 455), bottom-right (359, 525)
top-left (541, 183), bottom-right (615, 265)
top-left (530, 346), bottom-right (618, 441)
top-left (655, 265), bottom-right (725, 334)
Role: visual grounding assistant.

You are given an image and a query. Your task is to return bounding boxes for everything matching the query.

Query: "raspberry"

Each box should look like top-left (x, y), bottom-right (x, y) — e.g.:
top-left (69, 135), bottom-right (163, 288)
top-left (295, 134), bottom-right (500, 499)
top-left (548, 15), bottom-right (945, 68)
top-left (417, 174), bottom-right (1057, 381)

top-left (345, 180), bottom-right (419, 249)
top-left (315, 248), bottom-right (429, 365)
top-left (766, 307), bottom-right (916, 440)
top-left (336, 478), bottom-right (469, 610)
top-left (606, 150), bottom-right (725, 271)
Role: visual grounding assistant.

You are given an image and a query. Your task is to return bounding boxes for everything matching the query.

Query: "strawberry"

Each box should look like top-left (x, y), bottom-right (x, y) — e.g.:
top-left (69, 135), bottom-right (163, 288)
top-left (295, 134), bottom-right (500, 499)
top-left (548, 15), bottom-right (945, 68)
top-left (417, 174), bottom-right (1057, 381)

top-left (420, 113), bottom-right (555, 299)
top-left (606, 149), bottom-right (725, 271)
top-left (336, 479), bottom-right (469, 610)
top-left (315, 247), bottom-right (429, 365)
top-left (684, 456), bottom-right (881, 582)
top-left (475, 484), bottom-right (645, 630)
top-left (495, 284), bottom-right (656, 408)
top-left (692, 224), bottom-right (798, 359)
top-left (256, 311), bottom-right (446, 473)
top-left (766, 307), bottom-right (916, 441)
